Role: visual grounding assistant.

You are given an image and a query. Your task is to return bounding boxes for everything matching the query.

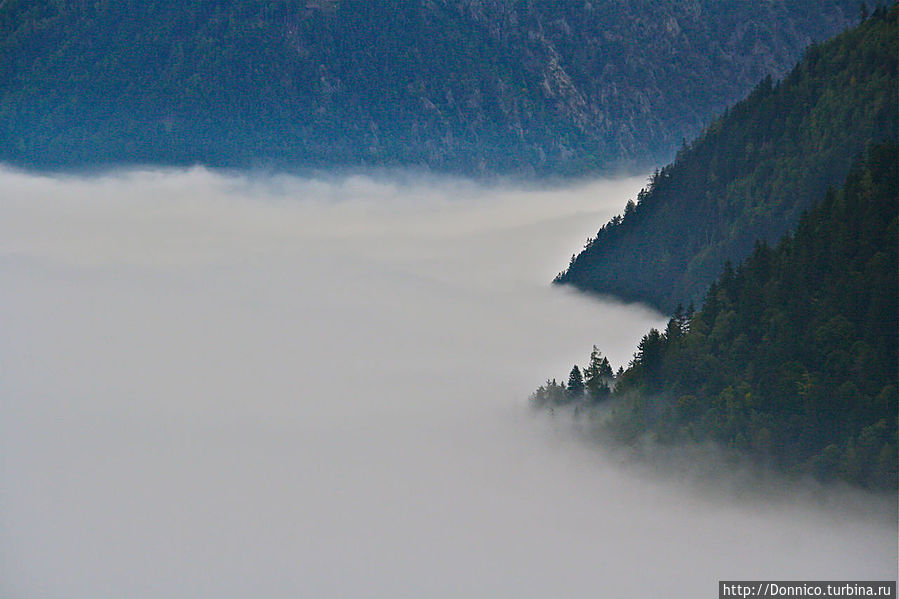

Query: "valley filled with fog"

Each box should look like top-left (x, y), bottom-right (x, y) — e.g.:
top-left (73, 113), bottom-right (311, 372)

top-left (1, 168), bottom-right (895, 598)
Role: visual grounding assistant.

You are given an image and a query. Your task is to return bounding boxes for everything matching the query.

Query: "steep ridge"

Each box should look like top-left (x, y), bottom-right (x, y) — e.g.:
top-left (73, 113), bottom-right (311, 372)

top-left (557, 6), bottom-right (897, 310)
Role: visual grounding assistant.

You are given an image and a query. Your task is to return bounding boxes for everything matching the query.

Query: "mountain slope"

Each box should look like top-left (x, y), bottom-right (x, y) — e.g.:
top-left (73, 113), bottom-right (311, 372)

top-left (0, 0), bottom-right (860, 175)
top-left (538, 143), bottom-right (898, 489)
top-left (619, 143), bottom-right (898, 489)
top-left (556, 7), bottom-right (897, 309)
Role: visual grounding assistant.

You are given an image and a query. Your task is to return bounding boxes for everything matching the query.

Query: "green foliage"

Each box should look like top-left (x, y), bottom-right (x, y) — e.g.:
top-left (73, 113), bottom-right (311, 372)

top-left (541, 144), bottom-right (898, 490)
top-left (558, 6), bottom-right (897, 309)
top-left (0, 0), bottom-right (862, 175)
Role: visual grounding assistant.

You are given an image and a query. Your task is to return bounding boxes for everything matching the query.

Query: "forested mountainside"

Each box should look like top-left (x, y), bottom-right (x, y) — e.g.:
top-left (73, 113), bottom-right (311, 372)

top-left (0, 0), bottom-right (860, 175)
top-left (556, 6), bottom-right (897, 310)
top-left (534, 143), bottom-right (898, 490)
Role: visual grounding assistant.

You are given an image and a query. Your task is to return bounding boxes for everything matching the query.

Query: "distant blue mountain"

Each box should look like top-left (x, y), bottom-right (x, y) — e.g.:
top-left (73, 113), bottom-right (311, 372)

top-left (0, 0), bottom-right (861, 175)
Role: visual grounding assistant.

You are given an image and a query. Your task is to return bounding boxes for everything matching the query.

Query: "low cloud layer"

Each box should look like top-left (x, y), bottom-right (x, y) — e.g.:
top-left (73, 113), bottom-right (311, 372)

top-left (1, 167), bottom-right (895, 599)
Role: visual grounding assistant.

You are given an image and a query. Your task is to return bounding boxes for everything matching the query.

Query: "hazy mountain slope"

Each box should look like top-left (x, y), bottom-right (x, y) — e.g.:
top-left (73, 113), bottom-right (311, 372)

top-left (556, 7), bottom-right (897, 309)
top-left (0, 0), bottom-right (860, 175)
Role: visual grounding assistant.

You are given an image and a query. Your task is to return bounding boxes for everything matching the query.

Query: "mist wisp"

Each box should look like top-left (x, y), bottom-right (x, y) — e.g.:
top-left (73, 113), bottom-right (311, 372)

top-left (1, 166), bottom-right (895, 598)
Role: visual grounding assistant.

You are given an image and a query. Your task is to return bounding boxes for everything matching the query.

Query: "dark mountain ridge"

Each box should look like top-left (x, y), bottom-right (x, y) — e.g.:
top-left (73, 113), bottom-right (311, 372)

top-left (556, 6), bottom-right (897, 310)
top-left (0, 0), bottom-right (860, 175)
top-left (534, 9), bottom-right (898, 489)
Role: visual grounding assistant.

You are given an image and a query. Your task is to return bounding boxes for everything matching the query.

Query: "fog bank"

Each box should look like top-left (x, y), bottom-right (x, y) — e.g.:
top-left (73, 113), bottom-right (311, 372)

top-left (1, 167), bottom-right (895, 598)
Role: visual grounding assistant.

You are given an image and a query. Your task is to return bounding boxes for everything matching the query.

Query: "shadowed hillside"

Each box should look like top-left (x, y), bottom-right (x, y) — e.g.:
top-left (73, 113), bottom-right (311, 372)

top-left (0, 0), bottom-right (860, 175)
top-left (556, 6), bottom-right (896, 309)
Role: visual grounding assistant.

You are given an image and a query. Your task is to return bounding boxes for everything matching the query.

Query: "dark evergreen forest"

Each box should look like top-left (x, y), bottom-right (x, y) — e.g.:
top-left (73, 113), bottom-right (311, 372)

top-left (535, 143), bottom-right (898, 490)
top-left (557, 6), bottom-right (897, 311)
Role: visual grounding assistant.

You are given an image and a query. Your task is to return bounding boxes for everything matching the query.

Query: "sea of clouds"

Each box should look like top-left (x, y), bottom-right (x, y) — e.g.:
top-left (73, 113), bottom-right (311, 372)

top-left (1, 167), bottom-right (894, 598)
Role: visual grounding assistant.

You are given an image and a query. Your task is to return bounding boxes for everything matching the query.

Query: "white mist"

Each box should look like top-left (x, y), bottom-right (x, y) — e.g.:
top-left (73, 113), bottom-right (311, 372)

top-left (0, 168), bottom-right (894, 598)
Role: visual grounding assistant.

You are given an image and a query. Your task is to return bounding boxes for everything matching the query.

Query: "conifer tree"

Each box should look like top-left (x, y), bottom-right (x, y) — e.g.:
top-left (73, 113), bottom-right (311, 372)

top-left (567, 365), bottom-right (585, 399)
top-left (585, 345), bottom-right (612, 401)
